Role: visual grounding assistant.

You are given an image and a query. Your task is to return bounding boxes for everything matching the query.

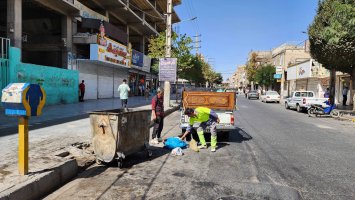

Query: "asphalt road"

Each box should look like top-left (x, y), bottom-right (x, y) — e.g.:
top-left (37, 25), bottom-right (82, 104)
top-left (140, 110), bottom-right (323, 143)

top-left (45, 96), bottom-right (355, 200)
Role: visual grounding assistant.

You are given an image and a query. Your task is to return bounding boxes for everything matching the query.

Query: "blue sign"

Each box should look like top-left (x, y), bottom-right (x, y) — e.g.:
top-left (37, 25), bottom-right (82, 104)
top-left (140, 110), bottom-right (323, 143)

top-left (131, 49), bottom-right (144, 67)
top-left (273, 74), bottom-right (282, 79)
top-left (159, 58), bottom-right (177, 82)
top-left (2, 83), bottom-right (46, 117)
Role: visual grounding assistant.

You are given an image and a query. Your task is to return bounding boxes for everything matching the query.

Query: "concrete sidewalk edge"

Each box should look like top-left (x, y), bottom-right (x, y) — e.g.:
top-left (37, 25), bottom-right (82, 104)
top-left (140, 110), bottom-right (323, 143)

top-left (0, 105), bottom-right (180, 200)
top-left (0, 159), bottom-right (78, 200)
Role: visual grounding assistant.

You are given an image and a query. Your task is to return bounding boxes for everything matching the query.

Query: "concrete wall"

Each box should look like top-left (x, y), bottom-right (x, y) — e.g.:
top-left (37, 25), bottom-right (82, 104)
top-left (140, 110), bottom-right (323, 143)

top-left (9, 47), bottom-right (79, 105)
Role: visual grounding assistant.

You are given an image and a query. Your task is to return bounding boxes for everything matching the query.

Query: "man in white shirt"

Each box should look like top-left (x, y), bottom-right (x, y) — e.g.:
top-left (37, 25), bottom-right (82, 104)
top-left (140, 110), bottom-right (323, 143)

top-left (118, 79), bottom-right (130, 108)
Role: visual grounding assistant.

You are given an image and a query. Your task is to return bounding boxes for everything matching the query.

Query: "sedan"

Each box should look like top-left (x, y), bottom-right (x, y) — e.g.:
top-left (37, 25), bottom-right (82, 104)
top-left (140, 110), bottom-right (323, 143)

top-left (261, 91), bottom-right (280, 103)
top-left (247, 90), bottom-right (259, 99)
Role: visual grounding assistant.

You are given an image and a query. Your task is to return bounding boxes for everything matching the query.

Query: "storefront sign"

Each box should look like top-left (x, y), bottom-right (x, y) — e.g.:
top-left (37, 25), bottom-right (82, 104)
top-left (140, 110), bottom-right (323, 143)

top-left (90, 37), bottom-right (129, 66)
top-left (273, 74), bottom-right (282, 79)
top-left (143, 55), bottom-right (151, 73)
top-left (287, 60), bottom-right (312, 80)
top-left (159, 58), bottom-right (177, 82)
top-left (276, 66), bottom-right (283, 74)
top-left (131, 49), bottom-right (143, 67)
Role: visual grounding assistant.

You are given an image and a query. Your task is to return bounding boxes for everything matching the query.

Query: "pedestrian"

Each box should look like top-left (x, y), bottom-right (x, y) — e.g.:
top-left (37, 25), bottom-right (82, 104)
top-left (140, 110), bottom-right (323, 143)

top-left (118, 79), bottom-right (130, 109)
top-left (151, 87), bottom-right (164, 144)
top-left (324, 88), bottom-right (330, 98)
top-left (145, 86), bottom-right (150, 100)
top-left (180, 107), bottom-right (220, 152)
top-left (79, 80), bottom-right (85, 102)
top-left (343, 86), bottom-right (349, 106)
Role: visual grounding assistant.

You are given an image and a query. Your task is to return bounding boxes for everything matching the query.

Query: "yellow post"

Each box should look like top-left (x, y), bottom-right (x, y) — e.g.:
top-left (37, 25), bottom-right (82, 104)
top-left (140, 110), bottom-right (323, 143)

top-left (18, 116), bottom-right (29, 175)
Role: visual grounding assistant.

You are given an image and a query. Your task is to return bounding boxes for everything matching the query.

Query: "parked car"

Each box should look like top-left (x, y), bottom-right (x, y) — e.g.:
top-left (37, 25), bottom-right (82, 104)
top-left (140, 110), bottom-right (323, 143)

top-left (261, 91), bottom-right (280, 103)
top-left (285, 91), bottom-right (328, 112)
top-left (247, 90), bottom-right (259, 100)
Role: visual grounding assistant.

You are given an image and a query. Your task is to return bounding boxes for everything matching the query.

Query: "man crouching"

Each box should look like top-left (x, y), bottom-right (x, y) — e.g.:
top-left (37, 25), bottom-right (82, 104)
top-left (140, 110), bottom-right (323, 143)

top-left (180, 107), bottom-right (220, 152)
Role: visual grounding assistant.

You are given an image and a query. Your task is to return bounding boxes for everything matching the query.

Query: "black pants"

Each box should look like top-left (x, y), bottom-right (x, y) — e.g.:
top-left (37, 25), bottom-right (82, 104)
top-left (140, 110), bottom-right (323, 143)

top-left (152, 116), bottom-right (164, 139)
top-left (79, 91), bottom-right (85, 102)
top-left (343, 95), bottom-right (347, 106)
top-left (121, 99), bottom-right (128, 108)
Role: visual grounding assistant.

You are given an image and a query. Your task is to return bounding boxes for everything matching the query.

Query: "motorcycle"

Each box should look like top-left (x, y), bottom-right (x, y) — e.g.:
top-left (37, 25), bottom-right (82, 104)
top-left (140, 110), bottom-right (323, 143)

top-left (307, 103), bottom-right (340, 118)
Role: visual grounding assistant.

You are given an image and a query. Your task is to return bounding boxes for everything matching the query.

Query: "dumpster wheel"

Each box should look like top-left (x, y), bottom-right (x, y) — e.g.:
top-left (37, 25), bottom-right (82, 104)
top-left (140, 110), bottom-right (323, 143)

top-left (146, 149), bottom-right (153, 157)
top-left (117, 157), bottom-right (124, 168)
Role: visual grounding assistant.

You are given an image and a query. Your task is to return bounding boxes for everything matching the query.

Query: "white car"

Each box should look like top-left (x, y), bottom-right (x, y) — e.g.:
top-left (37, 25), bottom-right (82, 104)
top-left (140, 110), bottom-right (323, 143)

top-left (261, 91), bottom-right (280, 103)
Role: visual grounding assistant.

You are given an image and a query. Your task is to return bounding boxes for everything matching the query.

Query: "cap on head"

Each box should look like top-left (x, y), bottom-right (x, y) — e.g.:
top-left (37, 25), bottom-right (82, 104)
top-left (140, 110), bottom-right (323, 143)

top-left (184, 108), bottom-right (194, 115)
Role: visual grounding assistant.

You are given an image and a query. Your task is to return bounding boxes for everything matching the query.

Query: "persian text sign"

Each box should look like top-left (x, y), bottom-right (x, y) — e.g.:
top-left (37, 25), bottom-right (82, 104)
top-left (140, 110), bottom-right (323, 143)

top-left (90, 36), bottom-right (129, 67)
top-left (159, 58), bottom-right (177, 82)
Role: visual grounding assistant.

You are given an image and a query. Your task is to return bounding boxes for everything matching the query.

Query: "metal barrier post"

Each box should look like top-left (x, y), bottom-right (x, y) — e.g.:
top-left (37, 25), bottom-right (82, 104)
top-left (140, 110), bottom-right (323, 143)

top-left (18, 116), bottom-right (29, 175)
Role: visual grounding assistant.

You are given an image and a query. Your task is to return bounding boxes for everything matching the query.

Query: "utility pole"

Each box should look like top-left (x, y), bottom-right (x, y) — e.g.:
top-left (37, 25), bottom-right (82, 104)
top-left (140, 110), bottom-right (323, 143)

top-left (164, 0), bottom-right (172, 108)
top-left (192, 34), bottom-right (201, 56)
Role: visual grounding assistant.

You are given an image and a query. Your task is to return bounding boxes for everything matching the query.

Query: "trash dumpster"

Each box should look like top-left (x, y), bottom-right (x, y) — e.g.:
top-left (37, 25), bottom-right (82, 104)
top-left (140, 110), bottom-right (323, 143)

top-left (89, 108), bottom-right (152, 167)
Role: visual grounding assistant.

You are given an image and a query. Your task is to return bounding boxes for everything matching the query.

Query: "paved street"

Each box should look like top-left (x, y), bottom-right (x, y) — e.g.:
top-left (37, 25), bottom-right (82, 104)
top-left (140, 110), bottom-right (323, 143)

top-left (44, 96), bottom-right (355, 200)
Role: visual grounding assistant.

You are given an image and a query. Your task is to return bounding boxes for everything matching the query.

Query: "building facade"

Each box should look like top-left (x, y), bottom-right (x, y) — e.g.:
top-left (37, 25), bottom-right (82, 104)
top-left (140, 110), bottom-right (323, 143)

top-left (0, 0), bottom-right (181, 104)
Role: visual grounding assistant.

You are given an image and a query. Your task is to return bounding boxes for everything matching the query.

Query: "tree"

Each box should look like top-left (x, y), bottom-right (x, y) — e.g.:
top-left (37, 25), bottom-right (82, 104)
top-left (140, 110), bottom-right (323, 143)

top-left (255, 64), bottom-right (276, 90)
top-left (308, 0), bottom-right (355, 109)
top-left (245, 52), bottom-right (260, 82)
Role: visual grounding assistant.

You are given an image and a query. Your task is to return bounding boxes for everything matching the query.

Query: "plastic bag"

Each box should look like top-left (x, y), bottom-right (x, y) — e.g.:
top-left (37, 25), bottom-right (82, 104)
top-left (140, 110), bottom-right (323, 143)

top-left (164, 137), bottom-right (187, 150)
top-left (171, 147), bottom-right (184, 156)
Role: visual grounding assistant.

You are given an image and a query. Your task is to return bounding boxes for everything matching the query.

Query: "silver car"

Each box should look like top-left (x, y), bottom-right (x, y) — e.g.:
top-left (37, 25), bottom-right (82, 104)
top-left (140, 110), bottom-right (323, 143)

top-left (247, 90), bottom-right (259, 100)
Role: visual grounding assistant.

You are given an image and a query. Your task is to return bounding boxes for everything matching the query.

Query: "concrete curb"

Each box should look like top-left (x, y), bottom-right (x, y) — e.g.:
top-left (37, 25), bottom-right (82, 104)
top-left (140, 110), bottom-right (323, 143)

top-left (0, 159), bottom-right (78, 200)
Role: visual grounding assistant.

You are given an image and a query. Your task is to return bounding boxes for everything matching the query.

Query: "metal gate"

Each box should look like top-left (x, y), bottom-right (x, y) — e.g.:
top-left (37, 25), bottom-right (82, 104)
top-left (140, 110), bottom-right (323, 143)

top-left (0, 37), bottom-right (10, 90)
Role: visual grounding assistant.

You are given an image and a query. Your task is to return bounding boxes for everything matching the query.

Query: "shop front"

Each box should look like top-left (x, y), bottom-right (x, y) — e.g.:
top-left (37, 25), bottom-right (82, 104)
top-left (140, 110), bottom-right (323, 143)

top-left (287, 59), bottom-right (329, 98)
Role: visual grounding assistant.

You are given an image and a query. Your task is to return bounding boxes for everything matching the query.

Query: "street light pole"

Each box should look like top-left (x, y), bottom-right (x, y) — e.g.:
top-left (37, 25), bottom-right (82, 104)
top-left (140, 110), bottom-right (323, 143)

top-left (164, 0), bottom-right (172, 108)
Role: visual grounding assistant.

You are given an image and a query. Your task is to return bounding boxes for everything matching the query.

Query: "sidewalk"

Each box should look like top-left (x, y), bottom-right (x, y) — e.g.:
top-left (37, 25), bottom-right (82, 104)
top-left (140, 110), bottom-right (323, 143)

top-left (0, 96), bottom-right (152, 135)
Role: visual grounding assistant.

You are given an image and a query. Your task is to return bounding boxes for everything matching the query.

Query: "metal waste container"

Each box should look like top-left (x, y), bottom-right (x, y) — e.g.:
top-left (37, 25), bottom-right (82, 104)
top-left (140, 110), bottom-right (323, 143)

top-left (89, 108), bottom-right (152, 167)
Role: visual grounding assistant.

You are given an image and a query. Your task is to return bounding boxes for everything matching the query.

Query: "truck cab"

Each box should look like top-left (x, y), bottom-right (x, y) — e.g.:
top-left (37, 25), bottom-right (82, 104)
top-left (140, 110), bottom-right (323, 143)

top-left (285, 91), bottom-right (328, 112)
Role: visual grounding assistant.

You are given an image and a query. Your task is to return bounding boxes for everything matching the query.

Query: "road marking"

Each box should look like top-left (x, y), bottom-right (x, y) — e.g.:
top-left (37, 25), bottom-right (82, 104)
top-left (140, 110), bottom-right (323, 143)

top-left (315, 124), bottom-right (334, 129)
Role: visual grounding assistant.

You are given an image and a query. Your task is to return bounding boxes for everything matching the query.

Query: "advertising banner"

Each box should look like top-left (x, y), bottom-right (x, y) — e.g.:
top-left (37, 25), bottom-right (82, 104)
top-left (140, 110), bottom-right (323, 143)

top-left (159, 58), bottom-right (177, 82)
top-left (143, 55), bottom-right (151, 73)
top-left (90, 36), bottom-right (129, 67)
top-left (131, 49), bottom-right (144, 67)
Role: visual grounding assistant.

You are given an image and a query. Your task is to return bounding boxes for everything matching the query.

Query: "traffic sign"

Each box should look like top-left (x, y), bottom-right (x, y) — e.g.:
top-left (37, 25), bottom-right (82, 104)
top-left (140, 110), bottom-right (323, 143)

top-left (274, 74), bottom-right (282, 79)
top-left (276, 66), bottom-right (283, 74)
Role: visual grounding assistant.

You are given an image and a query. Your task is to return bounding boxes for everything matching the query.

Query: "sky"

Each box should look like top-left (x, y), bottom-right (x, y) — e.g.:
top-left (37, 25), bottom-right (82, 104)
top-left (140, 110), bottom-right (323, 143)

top-left (174, 0), bottom-right (319, 80)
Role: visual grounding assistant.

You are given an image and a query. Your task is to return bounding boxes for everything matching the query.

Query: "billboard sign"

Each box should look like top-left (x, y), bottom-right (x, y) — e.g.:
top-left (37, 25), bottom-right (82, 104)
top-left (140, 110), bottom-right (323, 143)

top-left (159, 58), bottom-right (177, 82)
top-left (131, 49), bottom-right (144, 67)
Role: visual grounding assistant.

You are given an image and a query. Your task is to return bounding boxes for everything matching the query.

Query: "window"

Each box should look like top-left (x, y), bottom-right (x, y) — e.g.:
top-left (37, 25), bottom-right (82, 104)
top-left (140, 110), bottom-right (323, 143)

top-left (295, 92), bottom-right (300, 97)
top-left (300, 92), bottom-right (307, 97)
top-left (308, 92), bottom-right (314, 97)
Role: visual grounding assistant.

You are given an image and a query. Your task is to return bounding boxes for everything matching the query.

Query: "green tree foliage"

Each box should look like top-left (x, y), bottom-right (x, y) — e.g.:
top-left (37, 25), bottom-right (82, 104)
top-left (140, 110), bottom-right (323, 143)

top-left (245, 52), bottom-right (260, 82)
top-left (255, 64), bottom-right (276, 88)
top-left (308, 0), bottom-right (355, 74)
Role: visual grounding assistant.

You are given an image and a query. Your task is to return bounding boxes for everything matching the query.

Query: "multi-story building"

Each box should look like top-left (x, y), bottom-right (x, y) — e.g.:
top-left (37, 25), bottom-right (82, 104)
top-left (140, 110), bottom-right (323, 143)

top-left (271, 42), bottom-right (311, 99)
top-left (0, 0), bottom-right (181, 104)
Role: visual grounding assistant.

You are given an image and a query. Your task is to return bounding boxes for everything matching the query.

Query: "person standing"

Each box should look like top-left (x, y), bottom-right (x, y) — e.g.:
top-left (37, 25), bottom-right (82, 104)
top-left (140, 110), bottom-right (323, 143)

top-left (151, 87), bottom-right (164, 144)
top-left (79, 80), bottom-right (85, 102)
top-left (324, 88), bottom-right (330, 98)
top-left (118, 79), bottom-right (130, 109)
top-left (180, 107), bottom-right (220, 152)
top-left (343, 86), bottom-right (349, 106)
